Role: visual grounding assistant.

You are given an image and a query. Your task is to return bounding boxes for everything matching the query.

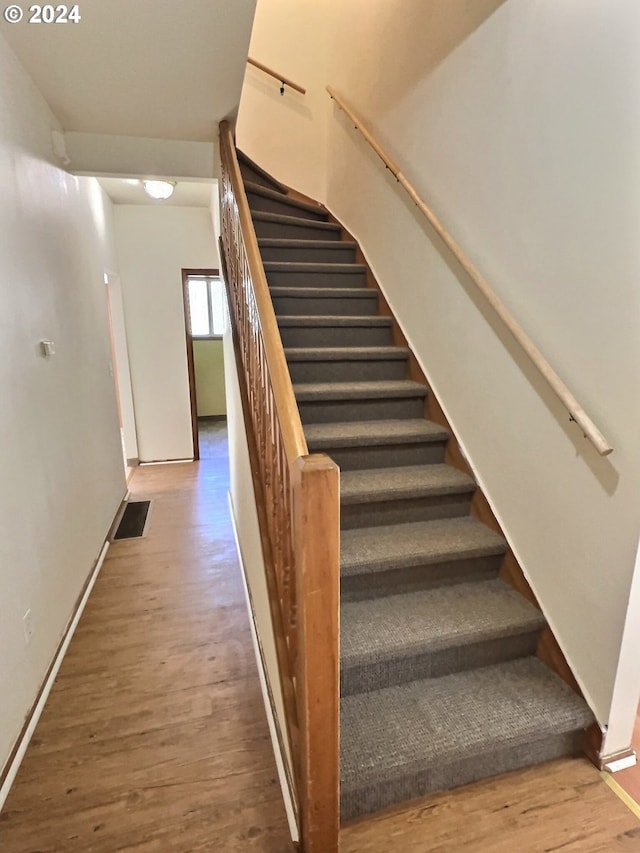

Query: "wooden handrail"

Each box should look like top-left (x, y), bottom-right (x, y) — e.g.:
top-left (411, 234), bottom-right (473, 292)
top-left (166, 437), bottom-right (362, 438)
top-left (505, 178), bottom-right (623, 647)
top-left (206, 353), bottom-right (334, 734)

top-left (326, 86), bottom-right (613, 457)
top-left (248, 56), bottom-right (306, 95)
top-left (220, 122), bottom-right (307, 463)
top-left (219, 121), bottom-right (339, 853)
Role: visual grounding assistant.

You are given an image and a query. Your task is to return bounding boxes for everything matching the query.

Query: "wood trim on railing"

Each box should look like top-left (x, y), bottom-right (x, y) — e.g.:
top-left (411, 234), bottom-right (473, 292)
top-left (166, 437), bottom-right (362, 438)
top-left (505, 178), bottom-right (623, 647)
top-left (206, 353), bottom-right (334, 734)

top-left (294, 454), bottom-right (340, 850)
top-left (219, 122), bottom-right (340, 853)
top-left (248, 57), bottom-right (307, 95)
top-left (220, 122), bottom-right (308, 463)
top-left (326, 86), bottom-right (613, 457)
top-left (219, 237), bottom-right (301, 821)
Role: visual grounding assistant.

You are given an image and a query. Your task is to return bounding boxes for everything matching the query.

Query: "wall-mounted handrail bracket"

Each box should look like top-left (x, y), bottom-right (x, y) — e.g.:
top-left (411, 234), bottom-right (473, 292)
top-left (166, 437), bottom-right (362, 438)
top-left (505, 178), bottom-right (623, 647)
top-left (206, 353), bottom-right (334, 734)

top-left (326, 85), bottom-right (613, 457)
top-left (247, 57), bottom-right (307, 96)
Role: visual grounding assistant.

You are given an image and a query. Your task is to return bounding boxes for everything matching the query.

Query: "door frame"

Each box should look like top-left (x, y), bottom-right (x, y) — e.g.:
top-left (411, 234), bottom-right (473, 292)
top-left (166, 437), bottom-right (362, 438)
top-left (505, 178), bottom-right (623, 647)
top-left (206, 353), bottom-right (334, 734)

top-left (181, 268), bottom-right (220, 461)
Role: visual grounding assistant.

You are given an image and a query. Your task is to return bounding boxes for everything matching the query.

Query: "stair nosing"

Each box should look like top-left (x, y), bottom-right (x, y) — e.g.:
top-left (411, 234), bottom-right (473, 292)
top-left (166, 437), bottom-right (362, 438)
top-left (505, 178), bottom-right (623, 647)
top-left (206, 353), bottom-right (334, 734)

top-left (285, 346), bottom-right (410, 362)
top-left (340, 517), bottom-right (507, 576)
top-left (340, 658), bottom-right (594, 788)
top-left (258, 238), bottom-right (357, 249)
top-left (304, 419), bottom-right (449, 448)
top-left (251, 210), bottom-right (341, 230)
top-left (340, 463), bottom-right (475, 505)
top-left (278, 315), bottom-right (392, 327)
top-left (295, 380), bottom-right (428, 402)
top-left (237, 149), bottom-right (288, 194)
top-left (245, 180), bottom-right (328, 217)
top-left (271, 287), bottom-right (377, 299)
top-left (340, 580), bottom-right (546, 668)
top-left (264, 262), bottom-right (366, 273)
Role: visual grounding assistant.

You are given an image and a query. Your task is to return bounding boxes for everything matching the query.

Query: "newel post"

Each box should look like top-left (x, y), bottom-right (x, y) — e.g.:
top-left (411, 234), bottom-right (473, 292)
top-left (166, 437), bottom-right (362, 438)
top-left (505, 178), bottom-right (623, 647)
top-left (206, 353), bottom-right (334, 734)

top-left (293, 453), bottom-right (340, 853)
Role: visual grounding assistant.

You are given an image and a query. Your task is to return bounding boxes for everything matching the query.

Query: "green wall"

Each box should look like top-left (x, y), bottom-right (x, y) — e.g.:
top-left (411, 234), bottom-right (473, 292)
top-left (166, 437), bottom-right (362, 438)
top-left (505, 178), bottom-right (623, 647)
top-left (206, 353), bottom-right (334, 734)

top-left (193, 339), bottom-right (226, 416)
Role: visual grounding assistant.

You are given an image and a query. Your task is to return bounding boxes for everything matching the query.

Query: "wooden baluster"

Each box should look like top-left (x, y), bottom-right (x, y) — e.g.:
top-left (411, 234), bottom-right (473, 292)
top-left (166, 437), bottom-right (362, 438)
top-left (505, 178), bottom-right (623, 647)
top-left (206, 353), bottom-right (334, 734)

top-left (221, 127), bottom-right (341, 850)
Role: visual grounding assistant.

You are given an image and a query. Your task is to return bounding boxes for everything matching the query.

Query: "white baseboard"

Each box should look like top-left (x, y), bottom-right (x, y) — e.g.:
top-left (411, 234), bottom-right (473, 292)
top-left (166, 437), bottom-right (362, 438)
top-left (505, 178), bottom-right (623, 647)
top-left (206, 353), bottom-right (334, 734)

top-left (603, 751), bottom-right (637, 773)
top-left (227, 492), bottom-right (299, 844)
top-left (0, 540), bottom-right (111, 812)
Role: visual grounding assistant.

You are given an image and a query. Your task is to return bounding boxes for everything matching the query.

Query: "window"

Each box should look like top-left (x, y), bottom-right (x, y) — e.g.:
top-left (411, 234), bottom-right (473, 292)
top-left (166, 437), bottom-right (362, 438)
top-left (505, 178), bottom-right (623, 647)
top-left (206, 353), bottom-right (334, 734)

top-left (187, 276), bottom-right (226, 338)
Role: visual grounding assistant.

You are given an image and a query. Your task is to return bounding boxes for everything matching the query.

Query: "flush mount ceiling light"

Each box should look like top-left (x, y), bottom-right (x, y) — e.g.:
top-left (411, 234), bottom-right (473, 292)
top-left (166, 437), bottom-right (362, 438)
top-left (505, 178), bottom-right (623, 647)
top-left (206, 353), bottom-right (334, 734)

top-left (122, 178), bottom-right (140, 186)
top-left (142, 180), bottom-right (176, 200)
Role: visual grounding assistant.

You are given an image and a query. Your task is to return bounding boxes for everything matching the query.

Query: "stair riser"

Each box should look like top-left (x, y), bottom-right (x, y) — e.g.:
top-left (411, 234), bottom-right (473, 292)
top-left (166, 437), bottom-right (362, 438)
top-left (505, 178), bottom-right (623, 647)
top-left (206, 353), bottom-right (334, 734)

top-left (340, 555), bottom-right (503, 602)
top-left (253, 219), bottom-right (341, 241)
top-left (288, 359), bottom-right (408, 383)
top-left (239, 164), bottom-right (281, 191)
top-left (340, 730), bottom-right (583, 823)
top-left (299, 396), bottom-right (425, 424)
top-left (280, 325), bottom-right (392, 348)
top-left (247, 191), bottom-right (327, 221)
top-left (261, 245), bottom-right (357, 263)
top-left (266, 270), bottom-right (368, 289)
top-left (274, 295), bottom-right (378, 317)
top-left (341, 493), bottom-right (472, 530)
top-left (341, 631), bottom-right (541, 696)
top-left (311, 441), bottom-right (447, 471)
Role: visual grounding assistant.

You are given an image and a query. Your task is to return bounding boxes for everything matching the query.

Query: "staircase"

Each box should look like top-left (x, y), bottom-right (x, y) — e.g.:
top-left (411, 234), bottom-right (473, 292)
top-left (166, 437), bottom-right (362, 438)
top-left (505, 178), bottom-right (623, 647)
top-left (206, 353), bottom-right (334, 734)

top-left (237, 151), bottom-right (594, 823)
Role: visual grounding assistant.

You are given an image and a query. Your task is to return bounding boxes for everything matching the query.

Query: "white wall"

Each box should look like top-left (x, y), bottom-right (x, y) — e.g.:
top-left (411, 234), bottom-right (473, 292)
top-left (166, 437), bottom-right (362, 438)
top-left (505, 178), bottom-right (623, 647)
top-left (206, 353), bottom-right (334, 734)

top-left (237, 0), bottom-right (640, 752)
top-left (105, 271), bottom-right (138, 462)
top-left (66, 132), bottom-right (216, 180)
top-left (0, 32), bottom-right (126, 776)
top-left (223, 323), bottom-right (295, 797)
top-left (194, 339), bottom-right (226, 417)
top-left (326, 0), bottom-right (640, 751)
top-left (114, 206), bottom-right (218, 461)
top-left (236, 0), bottom-right (330, 201)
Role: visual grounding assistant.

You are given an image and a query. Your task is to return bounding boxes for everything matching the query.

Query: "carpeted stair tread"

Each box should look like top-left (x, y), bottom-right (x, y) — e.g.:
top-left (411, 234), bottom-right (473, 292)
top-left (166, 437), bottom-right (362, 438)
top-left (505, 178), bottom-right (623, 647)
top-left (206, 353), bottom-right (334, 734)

top-left (294, 380), bottom-right (428, 402)
top-left (341, 464), bottom-right (474, 505)
top-left (340, 657), bottom-right (593, 802)
top-left (265, 261), bottom-right (367, 274)
top-left (341, 517), bottom-right (506, 578)
top-left (304, 418), bottom-right (448, 448)
top-left (238, 151), bottom-right (287, 193)
top-left (341, 579), bottom-right (545, 668)
top-left (271, 286), bottom-right (377, 300)
top-left (286, 346), bottom-right (410, 363)
top-left (259, 238), bottom-right (357, 251)
top-left (252, 210), bottom-right (342, 235)
top-left (278, 315), bottom-right (391, 328)
top-left (245, 180), bottom-right (328, 218)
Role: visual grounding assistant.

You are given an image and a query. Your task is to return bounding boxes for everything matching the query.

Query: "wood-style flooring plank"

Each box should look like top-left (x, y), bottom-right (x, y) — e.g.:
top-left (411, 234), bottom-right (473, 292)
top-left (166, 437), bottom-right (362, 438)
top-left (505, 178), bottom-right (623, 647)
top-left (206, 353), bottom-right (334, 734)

top-left (340, 758), bottom-right (640, 852)
top-left (0, 425), bottom-right (293, 852)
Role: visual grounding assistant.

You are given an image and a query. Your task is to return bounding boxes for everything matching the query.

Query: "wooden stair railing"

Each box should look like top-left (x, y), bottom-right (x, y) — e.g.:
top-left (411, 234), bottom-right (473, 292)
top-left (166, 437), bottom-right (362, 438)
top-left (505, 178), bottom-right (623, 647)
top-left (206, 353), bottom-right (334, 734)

top-left (219, 121), bottom-right (340, 853)
top-left (326, 86), bottom-right (613, 458)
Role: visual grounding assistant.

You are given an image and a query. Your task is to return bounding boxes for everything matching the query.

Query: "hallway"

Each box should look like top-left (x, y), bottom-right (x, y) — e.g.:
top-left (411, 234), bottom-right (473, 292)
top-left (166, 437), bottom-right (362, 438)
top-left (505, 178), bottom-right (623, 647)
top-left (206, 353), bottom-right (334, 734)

top-left (1, 426), bottom-right (639, 851)
top-left (0, 425), bottom-right (293, 851)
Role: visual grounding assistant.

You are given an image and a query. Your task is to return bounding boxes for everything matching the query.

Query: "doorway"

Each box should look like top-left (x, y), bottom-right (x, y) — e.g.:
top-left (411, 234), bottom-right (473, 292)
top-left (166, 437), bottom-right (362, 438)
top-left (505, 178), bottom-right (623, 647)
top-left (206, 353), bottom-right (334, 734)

top-left (182, 268), bottom-right (227, 461)
top-left (104, 271), bottom-right (139, 475)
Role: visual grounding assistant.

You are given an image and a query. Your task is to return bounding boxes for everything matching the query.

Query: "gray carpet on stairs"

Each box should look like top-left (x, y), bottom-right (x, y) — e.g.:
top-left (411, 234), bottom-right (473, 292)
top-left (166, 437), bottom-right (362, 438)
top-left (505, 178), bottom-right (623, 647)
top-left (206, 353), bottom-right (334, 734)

top-left (239, 152), bottom-right (595, 824)
top-left (340, 657), bottom-right (594, 820)
top-left (341, 517), bottom-right (507, 576)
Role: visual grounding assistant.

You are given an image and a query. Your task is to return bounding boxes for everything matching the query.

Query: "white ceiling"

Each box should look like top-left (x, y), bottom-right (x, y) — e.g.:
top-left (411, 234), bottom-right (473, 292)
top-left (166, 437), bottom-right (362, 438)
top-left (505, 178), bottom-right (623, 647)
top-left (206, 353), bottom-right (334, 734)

top-left (0, 0), bottom-right (257, 142)
top-left (98, 178), bottom-right (215, 207)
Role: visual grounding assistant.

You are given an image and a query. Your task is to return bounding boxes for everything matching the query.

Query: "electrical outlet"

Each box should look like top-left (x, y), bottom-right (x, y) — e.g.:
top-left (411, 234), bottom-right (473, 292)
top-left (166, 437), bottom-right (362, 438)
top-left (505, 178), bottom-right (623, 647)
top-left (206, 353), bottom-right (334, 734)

top-left (23, 609), bottom-right (34, 645)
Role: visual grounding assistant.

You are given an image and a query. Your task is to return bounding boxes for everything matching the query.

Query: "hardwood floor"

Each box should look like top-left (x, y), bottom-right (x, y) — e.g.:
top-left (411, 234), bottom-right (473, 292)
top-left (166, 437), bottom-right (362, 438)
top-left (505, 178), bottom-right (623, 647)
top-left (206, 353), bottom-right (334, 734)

top-left (1, 422), bottom-right (638, 851)
top-left (0, 423), bottom-right (293, 852)
top-left (341, 759), bottom-right (640, 852)
top-left (616, 707), bottom-right (640, 806)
